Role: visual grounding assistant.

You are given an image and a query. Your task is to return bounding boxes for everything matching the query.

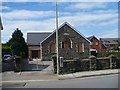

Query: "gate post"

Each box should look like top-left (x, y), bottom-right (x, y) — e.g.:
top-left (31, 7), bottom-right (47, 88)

top-left (89, 55), bottom-right (96, 71)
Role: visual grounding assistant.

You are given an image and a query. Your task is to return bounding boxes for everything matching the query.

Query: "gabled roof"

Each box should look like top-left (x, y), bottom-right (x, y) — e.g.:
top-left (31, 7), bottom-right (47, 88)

top-left (41, 22), bottom-right (91, 44)
top-left (27, 32), bottom-right (51, 45)
top-left (87, 35), bottom-right (99, 41)
top-left (0, 16), bottom-right (3, 30)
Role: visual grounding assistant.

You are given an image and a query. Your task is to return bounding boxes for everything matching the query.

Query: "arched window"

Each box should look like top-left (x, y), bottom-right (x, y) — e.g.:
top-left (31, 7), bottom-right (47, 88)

top-left (76, 43), bottom-right (85, 52)
top-left (50, 43), bottom-right (55, 53)
top-left (62, 38), bottom-right (71, 48)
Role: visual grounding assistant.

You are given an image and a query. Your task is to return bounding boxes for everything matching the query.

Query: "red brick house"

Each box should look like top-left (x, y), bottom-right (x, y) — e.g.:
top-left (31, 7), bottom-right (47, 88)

top-left (88, 36), bottom-right (119, 53)
top-left (99, 38), bottom-right (119, 51)
top-left (87, 36), bottom-right (107, 52)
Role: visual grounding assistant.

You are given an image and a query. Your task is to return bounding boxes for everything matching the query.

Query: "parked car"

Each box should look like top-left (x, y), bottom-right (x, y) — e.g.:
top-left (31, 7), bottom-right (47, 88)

top-left (3, 54), bottom-right (16, 63)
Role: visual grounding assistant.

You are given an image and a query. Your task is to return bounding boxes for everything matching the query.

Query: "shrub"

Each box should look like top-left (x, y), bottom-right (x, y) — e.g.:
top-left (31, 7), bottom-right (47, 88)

top-left (97, 51), bottom-right (120, 58)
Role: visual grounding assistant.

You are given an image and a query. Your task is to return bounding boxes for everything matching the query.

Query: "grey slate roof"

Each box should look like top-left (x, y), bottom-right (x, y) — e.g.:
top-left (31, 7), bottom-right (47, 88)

top-left (27, 32), bottom-right (51, 45)
top-left (100, 38), bottom-right (118, 46)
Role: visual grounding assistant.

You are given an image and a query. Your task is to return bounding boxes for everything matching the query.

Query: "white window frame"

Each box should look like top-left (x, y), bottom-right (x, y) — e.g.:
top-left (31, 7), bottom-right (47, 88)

top-left (82, 43), bottom-right (85, 52)
top-left (96, 42), bottom-right (98, 45)
top-left (71, 40), bottom-right (73, 48)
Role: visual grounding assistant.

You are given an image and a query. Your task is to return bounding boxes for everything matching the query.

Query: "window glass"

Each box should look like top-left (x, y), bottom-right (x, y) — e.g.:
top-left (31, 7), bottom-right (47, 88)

top-left (50, 43), bottom-right (55, 53)
top-left (78, 43), bottom-right (84, 52)
top-left (96, 42), bottom-right (98, 45)
top-left (62, 38), bottom-right (71, 48)
top-left (76, 44), bottom-right (78, 52)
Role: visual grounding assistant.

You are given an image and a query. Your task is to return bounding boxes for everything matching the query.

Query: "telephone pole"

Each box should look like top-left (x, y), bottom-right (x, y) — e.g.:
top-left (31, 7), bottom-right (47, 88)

top-left (56, 0), bottom-right (59, 74)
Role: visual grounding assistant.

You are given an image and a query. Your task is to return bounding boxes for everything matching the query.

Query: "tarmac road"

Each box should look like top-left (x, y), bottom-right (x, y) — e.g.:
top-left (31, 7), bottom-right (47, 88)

top-left (2, 74), bottom-right (119, 88)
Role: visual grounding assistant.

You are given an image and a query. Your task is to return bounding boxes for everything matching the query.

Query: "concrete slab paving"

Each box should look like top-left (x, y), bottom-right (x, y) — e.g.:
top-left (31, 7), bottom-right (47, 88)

top-left (58, 69), bottom-right (119, 80)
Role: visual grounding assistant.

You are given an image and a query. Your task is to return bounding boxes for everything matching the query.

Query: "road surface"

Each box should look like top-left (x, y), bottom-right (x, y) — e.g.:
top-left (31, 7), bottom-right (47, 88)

top-left (2, 74), bottom-right (119, 88)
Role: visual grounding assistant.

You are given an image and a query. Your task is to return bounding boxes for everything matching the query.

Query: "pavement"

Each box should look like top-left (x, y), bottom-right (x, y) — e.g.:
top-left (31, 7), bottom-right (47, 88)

top-left (2, 69), bottom-right (119, 83)
top-left (58, 69), bottom-right (119, 80)
top-left (2, 71), bottom-right (58, 82)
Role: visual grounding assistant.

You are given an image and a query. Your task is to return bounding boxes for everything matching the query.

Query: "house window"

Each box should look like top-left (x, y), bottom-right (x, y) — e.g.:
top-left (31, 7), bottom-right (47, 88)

top-left (76, 44), bottom-right (78, 52)
top-left (47, 45), bottom-right (50, 53)
top-left (62, 38), bottom-right (72, 48)
top-left (60, 41), bottom-right (62, 48)
top-left (50, 43), bottom-right (55, 53)
top-left (82, 43), bottom-right (85, 52)
top-left (96, 42), bottom-right (98, 45)
top-left (78, 43), bottom-right (85, 52)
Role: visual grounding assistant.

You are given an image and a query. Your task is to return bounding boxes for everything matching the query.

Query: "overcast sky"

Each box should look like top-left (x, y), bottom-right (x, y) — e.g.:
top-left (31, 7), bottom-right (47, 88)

top-left (0, 1), bottom-right (118, 43)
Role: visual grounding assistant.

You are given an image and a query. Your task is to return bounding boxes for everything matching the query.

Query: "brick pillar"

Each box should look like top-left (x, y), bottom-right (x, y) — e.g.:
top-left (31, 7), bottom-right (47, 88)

top-left (89, 55), bottom-right (96, 71)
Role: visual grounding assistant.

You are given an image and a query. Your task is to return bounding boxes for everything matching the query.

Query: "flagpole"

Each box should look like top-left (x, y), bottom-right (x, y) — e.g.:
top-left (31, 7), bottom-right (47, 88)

top-left (56, 0), bottom-right (59, 75)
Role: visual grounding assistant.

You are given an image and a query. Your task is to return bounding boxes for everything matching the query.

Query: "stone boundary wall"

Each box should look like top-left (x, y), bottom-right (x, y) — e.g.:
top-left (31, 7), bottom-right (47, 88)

top-left (52, 56), bottom-right (120, 74)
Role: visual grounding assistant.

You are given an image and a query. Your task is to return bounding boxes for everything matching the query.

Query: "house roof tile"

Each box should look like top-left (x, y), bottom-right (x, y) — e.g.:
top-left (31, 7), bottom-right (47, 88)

top-left (100, 38), bottom-right (119, 45)
top-left (27, 32), bottom-right (51, 45)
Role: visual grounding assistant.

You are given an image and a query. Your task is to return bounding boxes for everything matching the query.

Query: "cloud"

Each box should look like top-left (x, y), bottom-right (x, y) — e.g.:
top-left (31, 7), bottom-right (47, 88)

top-left (1, 10), bottom-right (55, 20)
top-left (1, 0), bottom-right (120, 2)
top-left (1, 2), bottom-right (118, 43)
top-left (0, 6), bottom-right (10, 10)
top-left (58, 13), bottom-right (117, 27)
top-left (1, 9), bottom-right (72, 20)
top-left (2, 10), bottom-right (117, 43)
top-left (96, 18), bottom-right (118, 26)
top-left (95, 10), bottom-right (118, 14)
top-left (99, 29), bottom-right (118, 38)
top-left (66, 2), bottom-right (107, 10)
top-left (1, 18), bottom-right (56, 43)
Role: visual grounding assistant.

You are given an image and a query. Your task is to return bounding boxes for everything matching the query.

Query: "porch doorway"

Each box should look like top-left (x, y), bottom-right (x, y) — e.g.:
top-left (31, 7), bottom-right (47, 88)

top-left (31, 50), bottom-right (40, 58)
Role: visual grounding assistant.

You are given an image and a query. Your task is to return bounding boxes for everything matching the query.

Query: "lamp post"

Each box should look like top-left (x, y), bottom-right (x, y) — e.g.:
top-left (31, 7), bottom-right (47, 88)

top-left (0, 17), bottom-right (3, 61)
top-left (56, 0), bottom-right (59, 75)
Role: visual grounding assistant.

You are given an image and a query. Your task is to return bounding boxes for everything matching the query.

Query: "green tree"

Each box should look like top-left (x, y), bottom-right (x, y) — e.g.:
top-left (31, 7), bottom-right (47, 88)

top-left (2, 43), bottom-right (11, 55)
top-left (9, 28), bottom-right (28, 58)
top-left (112, 42), bottom-right (120, 51)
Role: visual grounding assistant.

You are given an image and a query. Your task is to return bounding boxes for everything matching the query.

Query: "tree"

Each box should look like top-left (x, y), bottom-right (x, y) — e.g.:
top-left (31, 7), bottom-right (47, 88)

top-left (112, 42), bottom-right (120, 51)
top-left (2, 43), bottom-right (11, 56)
top-left (9, 28), bottom-right (28, 58)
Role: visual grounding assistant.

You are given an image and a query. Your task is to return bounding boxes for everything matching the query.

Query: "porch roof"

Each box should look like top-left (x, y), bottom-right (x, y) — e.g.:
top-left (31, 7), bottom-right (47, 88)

top-left (27, 32), bottom-right (51, 45)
